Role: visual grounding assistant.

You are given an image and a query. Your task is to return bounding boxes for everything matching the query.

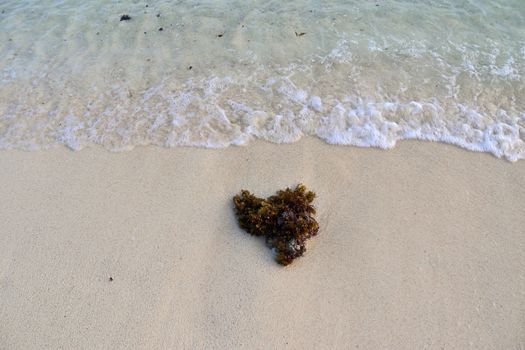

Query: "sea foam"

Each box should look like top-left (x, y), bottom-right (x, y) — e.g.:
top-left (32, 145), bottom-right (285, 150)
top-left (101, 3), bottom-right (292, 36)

top-left (0, 0), bottom-right (524, 160)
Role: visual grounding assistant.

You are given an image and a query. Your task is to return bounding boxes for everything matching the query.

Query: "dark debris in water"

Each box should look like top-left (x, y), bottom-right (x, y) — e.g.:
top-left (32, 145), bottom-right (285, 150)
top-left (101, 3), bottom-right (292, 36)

top-left (295, 31), bottom-right (306, 37)
top-left (233, 184), bottom-right (319, 266)
top-left (120, 14), bottom-right (132, 21)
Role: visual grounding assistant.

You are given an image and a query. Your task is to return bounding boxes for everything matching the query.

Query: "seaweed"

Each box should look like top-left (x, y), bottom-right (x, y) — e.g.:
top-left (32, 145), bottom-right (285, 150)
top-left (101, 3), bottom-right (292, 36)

top-left (233, 184), bottom-right (319, 266)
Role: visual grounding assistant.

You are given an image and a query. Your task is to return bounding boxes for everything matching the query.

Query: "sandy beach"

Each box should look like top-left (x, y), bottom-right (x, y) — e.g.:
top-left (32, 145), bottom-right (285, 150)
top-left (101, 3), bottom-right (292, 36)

top-left (1, 138), bottom-right (524, 349)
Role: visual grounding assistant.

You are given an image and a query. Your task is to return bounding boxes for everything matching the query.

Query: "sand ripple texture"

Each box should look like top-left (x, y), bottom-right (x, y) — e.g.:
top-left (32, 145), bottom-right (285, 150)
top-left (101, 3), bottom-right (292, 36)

top-left (0, 0), bottom-right (524, 160)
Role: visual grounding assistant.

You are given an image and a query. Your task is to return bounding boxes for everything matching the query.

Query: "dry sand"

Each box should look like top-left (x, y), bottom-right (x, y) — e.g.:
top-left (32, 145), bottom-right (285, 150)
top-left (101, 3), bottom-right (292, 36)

top-left (1, 138), bottom-right (524, 349)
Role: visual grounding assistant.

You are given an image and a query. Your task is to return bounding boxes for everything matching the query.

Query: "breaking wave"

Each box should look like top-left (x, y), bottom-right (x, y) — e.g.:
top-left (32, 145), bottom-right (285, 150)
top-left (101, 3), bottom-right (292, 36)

top-left (0, 0), bottom-right (524, 160)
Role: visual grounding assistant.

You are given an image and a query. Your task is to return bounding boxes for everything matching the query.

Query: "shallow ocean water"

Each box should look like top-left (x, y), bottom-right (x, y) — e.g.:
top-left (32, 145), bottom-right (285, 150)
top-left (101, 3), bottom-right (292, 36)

top-left (0, 0), bottom-right (524, 159)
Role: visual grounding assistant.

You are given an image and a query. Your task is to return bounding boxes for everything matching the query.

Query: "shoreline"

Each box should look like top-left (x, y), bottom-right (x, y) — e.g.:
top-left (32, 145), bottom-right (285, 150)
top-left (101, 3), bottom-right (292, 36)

top-left (1, 138), bottom-right (524, 349)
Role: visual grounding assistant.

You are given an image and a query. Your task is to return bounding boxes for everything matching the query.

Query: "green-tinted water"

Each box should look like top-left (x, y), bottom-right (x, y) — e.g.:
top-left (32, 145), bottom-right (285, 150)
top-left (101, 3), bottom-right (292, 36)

top-left (0, 1), bottom-right (524, 159)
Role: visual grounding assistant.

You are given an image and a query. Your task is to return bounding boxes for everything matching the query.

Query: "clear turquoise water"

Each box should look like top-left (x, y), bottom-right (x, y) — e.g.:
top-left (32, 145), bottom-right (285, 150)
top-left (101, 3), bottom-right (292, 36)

top-left (0, 1), bottom-right (524, 159)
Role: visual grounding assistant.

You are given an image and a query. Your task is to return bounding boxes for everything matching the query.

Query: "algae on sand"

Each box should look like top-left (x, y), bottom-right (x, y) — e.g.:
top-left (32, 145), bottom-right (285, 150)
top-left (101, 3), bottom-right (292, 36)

top-left (232, 184), bottom-right (319, 266)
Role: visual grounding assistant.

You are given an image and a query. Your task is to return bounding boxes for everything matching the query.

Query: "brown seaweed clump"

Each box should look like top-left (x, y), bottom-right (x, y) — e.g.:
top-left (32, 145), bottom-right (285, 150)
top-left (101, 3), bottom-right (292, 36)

top-left (232, 184), bottom-right (319, 266)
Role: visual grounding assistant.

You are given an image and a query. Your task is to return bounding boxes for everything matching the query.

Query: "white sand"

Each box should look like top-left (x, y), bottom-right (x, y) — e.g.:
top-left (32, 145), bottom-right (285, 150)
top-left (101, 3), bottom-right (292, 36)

top-left (1, 138), bottom-right (524, 349)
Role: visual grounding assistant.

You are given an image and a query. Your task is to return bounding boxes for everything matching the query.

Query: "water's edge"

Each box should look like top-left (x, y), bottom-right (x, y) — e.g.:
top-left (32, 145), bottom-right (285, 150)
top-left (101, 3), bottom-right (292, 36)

top-left (1, 1), bottom-right (524, 160)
